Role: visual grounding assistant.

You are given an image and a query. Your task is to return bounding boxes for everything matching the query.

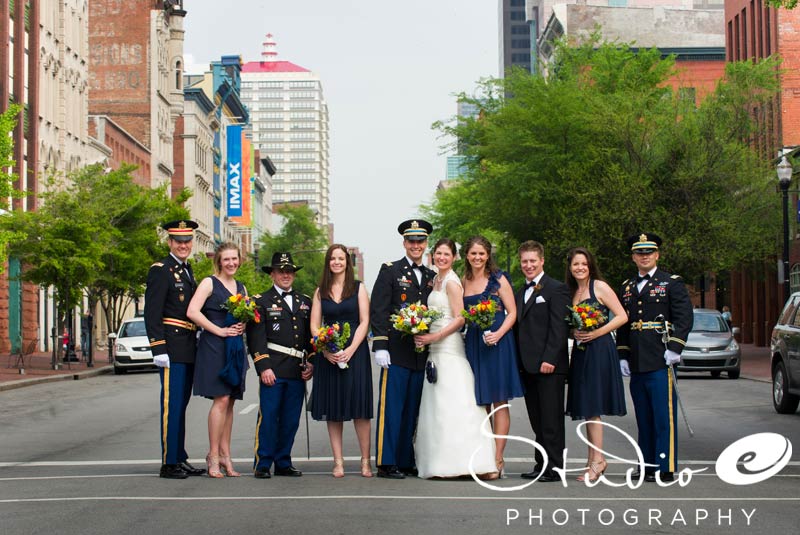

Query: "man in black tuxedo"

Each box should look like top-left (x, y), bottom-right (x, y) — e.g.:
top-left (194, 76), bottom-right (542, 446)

top-left (370, 219), bottom-right (435, 479)
top-left (515, 240), bottom-right (571, 482)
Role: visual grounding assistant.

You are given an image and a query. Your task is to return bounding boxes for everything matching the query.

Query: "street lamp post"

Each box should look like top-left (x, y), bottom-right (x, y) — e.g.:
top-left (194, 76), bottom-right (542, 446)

top-left (777, 156), bottom-right (794, 301)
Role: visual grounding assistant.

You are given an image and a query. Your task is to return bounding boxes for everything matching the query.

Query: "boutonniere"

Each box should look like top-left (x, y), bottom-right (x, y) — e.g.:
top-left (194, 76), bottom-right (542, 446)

top-left (534, 284), bottom-right (542, 292)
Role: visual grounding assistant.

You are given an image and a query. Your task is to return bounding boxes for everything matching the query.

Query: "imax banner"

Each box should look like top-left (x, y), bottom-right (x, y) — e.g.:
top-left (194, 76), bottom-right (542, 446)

top-left (226, 124), bottom-right (243, 218)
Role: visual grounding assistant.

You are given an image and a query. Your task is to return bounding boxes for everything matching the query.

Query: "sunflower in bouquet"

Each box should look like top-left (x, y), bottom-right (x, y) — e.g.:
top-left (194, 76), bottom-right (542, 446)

top-left (390, 301), bottom-right (442, 353)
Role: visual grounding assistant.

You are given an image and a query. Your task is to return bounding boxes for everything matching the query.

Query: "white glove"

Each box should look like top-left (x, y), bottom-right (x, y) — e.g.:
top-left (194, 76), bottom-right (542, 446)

top-left (374, 349), bottom-right (391, 369)
top-left (620, 359), bottom-right (631, 377)
top-left (664, 350), bottom-right (681, 366)
top-left (154, 354), bottom-right (170, 368)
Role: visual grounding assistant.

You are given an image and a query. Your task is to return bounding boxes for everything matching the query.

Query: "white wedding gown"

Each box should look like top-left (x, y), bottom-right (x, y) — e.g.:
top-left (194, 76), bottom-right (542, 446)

top-left (415, 271), bottom-right (497, 479)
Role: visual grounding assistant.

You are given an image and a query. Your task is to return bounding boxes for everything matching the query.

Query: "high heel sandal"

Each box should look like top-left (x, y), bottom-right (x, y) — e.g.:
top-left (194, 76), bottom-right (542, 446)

top-left (332, 458), bottom-right (345, 478)
top-left (576, 460), bottom-right (591, 482)
top-left (496, 458), bottom-right (505, 479)
top-left (220, 455), bottom-right (241, 477)
top-left (360, 458), bottom-right (373, 478)
top-left (206, 454), bottom-right (224, 479)
top-left (579, 459), bottom-right (607, 483)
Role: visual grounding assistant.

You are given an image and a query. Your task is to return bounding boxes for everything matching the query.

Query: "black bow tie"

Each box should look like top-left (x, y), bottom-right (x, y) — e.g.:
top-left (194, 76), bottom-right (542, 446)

top-left (636, 274), bottom-right (650, 283)
top-left (525, 280), bottom-right (537, 290)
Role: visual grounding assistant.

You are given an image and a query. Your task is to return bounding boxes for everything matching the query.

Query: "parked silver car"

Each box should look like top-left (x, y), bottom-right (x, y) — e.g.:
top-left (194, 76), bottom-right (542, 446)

top-left (677, 308), bottom-right (741, 379)
top-left (113, 317), bottom-right (155, 375)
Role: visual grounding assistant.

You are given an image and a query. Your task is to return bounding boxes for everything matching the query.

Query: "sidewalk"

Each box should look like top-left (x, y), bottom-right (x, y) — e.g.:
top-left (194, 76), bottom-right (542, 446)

top-left (0, 351), bottom-right (113, 392)
top-left (738, 342), bottom-right (772, 383)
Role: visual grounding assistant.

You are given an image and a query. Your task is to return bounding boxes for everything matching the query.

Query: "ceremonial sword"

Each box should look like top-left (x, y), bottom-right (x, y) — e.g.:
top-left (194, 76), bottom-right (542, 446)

top-left (654, 314), bottom-right (695, 437)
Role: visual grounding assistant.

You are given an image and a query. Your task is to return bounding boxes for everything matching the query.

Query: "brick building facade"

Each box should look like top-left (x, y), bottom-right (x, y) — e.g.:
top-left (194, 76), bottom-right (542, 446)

top-left (725, 2), bottom-right (800, 345)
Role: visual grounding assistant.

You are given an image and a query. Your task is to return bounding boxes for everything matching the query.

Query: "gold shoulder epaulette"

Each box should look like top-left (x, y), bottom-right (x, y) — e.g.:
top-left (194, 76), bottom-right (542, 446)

top-left (253, 293), bottom-right (262, 299)
top-left (670, 274), bottom-right (682, 280)
top-left (151, 262), bottom-right (164, 268)
top-left (384, 261), bottom-right (393, 267)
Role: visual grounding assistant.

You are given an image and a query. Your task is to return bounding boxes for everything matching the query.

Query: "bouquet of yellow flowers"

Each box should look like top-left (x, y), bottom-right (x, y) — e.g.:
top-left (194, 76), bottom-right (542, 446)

top-left (391, 301), bottom-right (442, 353)
top-left (221, 294), bottom-right (260, 323)
top-left (565, 303), bottom-right (607, 331)
top-left (461, 298), bottom-right (498, 330)
top-left (311, 322), bottom-right (352, 369)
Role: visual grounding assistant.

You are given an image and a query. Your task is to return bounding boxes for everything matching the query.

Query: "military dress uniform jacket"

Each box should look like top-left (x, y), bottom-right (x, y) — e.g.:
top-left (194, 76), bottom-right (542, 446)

top-left (616, 268), bottom-right (693, 374)
top-left (246, 288), bottom-right (313, 380)
top-left (144, 255), bottom-right (197, 364)
top-left (370, 257), bottom-right (435, 371)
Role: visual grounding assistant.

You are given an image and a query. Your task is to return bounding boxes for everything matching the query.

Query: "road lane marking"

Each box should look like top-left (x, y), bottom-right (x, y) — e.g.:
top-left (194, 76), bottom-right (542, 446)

top-left (239, 403), bottom-right (259, 415)
top-left (0, 496), bottom-right (799, 504)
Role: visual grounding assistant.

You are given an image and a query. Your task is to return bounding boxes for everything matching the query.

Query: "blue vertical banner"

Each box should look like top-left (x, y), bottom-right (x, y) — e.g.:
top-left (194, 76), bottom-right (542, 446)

top-left (226, 125), bottom-right (243, 218)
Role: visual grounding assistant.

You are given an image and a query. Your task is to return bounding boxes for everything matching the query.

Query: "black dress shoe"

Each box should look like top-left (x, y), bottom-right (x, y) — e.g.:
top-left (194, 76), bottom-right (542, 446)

top-left (654, 471), bottom-right (674, 482)
top-left (178, 461), bottom-right (206, 476)
top-left (520, 465), bottom-right (543, 480)
top-left (159, 464), bottom-right (189, 479)
top-left (376, 465), bottom-right (405, 479)
top-left (254, 467), bottom-right (271, 479)
top-left (644, 472), bottom-right (657, 482)
top-left (274, 466), bottom-right (302, 477)
top-left (399, 466), bottom-right (418, 477)
top-left (537, 470), bottom-right (561, 483)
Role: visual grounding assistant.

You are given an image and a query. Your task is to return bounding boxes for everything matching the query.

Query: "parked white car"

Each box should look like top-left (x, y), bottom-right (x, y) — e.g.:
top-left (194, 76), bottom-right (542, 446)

top-left (113, 317), bottom-right (155, 375)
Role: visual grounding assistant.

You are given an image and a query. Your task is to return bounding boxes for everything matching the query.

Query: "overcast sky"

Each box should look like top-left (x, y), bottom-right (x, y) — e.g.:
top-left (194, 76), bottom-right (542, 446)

top-left (183, 0), bottom-right (499, 287)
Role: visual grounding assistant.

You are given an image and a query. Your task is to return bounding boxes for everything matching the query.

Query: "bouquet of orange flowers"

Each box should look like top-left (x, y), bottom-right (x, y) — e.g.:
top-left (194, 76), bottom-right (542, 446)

top-left (221, 294), bottom-right (260, 323)
top-left (311, 322), bottom-right (352, 369)
top-left (391, 301), bottom-right (442, 352)
top-left (461, 298), bottom-right (498, 330)
top-left (565, 303), bottom-right (607, 331)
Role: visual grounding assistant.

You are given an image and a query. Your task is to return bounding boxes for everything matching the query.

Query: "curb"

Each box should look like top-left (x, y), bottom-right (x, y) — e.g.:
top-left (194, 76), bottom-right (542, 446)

top-left (0, 365), bottom-right (114, 392)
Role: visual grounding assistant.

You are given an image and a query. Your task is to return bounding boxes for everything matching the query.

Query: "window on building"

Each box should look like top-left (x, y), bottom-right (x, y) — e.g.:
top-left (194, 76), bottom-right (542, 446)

top-left (510, 0), bottom-right (525, 6)
top-left (510, 11), bottom-right (525, 21)
top-left (511, 26), bottom-right (528, 35)
top-left (511, 39), bottom-right (531, 49)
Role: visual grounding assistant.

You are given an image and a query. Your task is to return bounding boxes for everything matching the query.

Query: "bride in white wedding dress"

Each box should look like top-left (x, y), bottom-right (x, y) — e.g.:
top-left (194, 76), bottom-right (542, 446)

top-left (413, 239), bottom-right (498, 480)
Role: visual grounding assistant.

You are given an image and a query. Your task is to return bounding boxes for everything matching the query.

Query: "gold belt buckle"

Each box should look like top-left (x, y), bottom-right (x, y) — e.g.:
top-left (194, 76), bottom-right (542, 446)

top-left (631, 320), bottom-right (643, 331)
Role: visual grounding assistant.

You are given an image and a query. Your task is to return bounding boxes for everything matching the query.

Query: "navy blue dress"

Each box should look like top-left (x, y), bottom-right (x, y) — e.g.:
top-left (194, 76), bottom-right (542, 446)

top-left (566, 280), bottom-right (627, 420)
top-left (310, 281), bottom-right (373, 421)
top-left (193, 277), bottom-right (248, 400)
top-left (463, 272), bottom-right (524, 406)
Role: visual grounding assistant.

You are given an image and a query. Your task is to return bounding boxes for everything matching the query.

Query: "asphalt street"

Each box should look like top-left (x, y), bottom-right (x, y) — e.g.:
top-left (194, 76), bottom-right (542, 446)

top-left (0, 368), bottom-right (798, 535)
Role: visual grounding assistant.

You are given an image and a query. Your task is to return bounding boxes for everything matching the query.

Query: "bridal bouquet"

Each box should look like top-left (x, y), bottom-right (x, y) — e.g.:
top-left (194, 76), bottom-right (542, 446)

top-left (311, 322), bottom-right (352, 369)
top-left (461, 298), bottom-right (497, 330)
top-left (566, 303), bottom-right (607, 346)
top-left (391, 301), bottom-right (442, 352)
top-left (221, 294), bottom-right (260, 323)
top-left (565, 303), bottom-right (607, 331)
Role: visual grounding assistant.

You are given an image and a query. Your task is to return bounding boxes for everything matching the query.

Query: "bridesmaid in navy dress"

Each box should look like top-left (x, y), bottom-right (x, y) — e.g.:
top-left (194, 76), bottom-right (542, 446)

top-left (565, 247), bottom-right (628, 483)
top-left (310, 244), bottom-right (373, 478)
top-left (187, 242), bottom-right (247, 478)
top-left (462, 236), bottom-right (524, 475)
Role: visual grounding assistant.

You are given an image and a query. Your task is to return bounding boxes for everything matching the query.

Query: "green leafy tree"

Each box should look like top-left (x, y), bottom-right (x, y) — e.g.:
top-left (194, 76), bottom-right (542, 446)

top-left (1, 164), bottom-right (188, 336)
top-left (257, 204), bottom-right (328, 296)
top-left (766, 0), bottom-right (797, 8)
top-left (431, 38), bottom-right (782, 285)
top-left (0, 105), bottom-right (25, 267)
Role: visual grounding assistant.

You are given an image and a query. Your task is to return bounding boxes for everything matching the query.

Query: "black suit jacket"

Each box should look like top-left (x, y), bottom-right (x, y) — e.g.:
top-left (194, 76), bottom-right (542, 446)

top-left (514, 273), bottom-right (571, 375)
top-left (143, 255), bottom-right (197, 363)
top-left (369, 257), bottom-right (435, 370)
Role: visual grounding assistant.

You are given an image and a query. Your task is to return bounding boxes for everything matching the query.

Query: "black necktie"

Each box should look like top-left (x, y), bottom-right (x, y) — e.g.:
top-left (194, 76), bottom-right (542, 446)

top-left (636, 274), bottom-right (650, 283)
top-left (182, 263), bottom-right (194, 282)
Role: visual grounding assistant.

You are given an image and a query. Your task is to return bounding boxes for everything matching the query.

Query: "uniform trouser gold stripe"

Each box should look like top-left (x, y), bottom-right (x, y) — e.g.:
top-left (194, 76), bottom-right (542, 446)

top-left (254, 405), bottom-right (263, 469)
top-left (161, 368), bottom-right (170, 465)
top-left (667, 370), bottom-right (676, 472)
top-left (376, 368), bottom-right (389, 466)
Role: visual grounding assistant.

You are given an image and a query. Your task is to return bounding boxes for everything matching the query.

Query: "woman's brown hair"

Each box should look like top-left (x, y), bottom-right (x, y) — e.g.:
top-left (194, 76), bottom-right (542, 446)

top-left (564, 247), bottom-right (605, 297)
top-left (213, 242), bottom-right (241, 276)
top-left (318, 244), bottom-right (356, 300)
top-left (462, 235), bottom-right (499, 281)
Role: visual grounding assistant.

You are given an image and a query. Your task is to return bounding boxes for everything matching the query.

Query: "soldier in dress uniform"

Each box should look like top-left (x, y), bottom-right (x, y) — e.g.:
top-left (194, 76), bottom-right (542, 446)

top-left (246, 252), bottom-right (314, 479)
top-left (616, 233), bottom-right (693, 483)
top-left (370, 219), bottom-right (436, 479)
top-left (144, 219), bottom-right (206, 479)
